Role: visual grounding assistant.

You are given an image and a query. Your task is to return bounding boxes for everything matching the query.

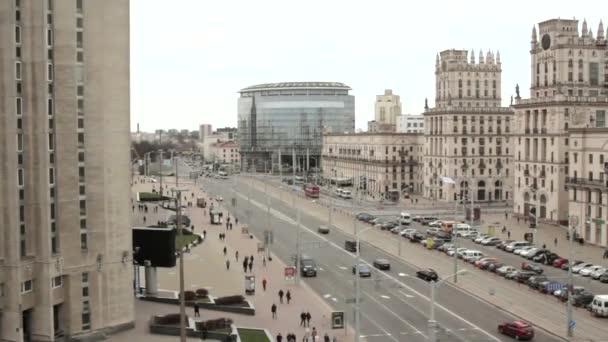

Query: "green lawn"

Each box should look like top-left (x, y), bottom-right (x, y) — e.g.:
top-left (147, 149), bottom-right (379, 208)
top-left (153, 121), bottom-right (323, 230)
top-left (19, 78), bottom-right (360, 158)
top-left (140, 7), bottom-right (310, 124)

top-left (238, 328), bottom-right (270, 342)
top-left (175, 234), bottom-right (198, 250)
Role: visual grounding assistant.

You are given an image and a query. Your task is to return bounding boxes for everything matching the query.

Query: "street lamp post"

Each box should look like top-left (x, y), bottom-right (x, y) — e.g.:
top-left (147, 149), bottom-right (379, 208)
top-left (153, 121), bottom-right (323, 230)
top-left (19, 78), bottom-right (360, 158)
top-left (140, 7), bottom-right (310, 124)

top-left (171, 187), bottom-right (188, 342)
top-left (566, 215), bottom-right (578, 338)
top-left (353, 225), bottom-right (375, 342)
top-left (428, 269), bottom-right (467, 342)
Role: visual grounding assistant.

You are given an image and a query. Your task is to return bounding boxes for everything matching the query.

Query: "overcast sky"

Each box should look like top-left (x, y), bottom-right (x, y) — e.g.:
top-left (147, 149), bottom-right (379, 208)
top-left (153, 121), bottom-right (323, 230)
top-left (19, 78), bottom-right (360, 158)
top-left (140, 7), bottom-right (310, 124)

top-left (130, 0), bottom-right (605, 132)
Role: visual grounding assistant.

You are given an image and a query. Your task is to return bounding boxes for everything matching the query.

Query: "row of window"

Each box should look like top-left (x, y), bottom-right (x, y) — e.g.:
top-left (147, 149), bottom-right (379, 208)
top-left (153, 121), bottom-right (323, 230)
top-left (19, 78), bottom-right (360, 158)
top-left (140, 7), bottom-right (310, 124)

top-left (15, 0), bottom-right (27, 258)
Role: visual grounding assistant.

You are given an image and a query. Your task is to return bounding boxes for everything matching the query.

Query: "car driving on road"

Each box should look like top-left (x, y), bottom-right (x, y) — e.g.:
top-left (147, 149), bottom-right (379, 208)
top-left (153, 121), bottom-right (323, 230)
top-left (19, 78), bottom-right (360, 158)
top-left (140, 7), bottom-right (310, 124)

top-left (498, 320), bottom-right (535, 340)
top-left (416, 268), bottom-right (439, 282)
top-left (373, 258), bottom-right (391, 270)
top-left (352, 264), bottom-right (371, 277)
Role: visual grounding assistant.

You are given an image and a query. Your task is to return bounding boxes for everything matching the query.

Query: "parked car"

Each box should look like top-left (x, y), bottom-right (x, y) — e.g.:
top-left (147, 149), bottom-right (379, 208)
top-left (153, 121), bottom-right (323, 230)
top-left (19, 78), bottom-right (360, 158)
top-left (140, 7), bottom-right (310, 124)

top-left (408, 231), bottom-right (425, 243)
top-left (515, 271), bottom-right (537, 283)
top-left (352, 264), bottom-right (371, 277)
top-left (487, 262), bottom-right (505, 272)
top-left (437, 243), bottom-right (454, 252)
top-left (514, 246), bottom-right (535, 256)
top-left (520, 247), bottom-right (542, 258)
top-left (399, 228), bottom-right (417, 238)
top-left (215, 195), bottom-right (223, 201)
top-left (497, 265), bottom-right (517, 276)
top-left (380, 221), bottom-right (399, 230)
top-left (590, 295), bottom-right (608, 317)
top-left (521, 262), bottom-right (544, 274)
top-left (505, 241), bottom-right (532, 253)
top-left (475, 257), bottom-right (498, 268)
top-left (527, 275), bottom-right (549, 290)
top-left (416, 268), bottom-right (439, 282)
top-left (447, 247), bottom-right (468, 257)
top-left (428, 220), bottom-right (443, 227)
top-left (497, 240), bottom-right (515, 250)
top-left (532, 252), bottom-right (559, 265)
top-left (390, 226), bottom-right (405, 234)
top-left (413, 215), bottom-right (423, 222)
top-left (600, 273), bottom-right (608, 283)
top-left (474, 234), bottom-right (491, 244)
top-left (344, 240), bottom-right (359, 252)
top-left (572, 262), bottom-right (594, 274)
top-left (426, 228), bottom-right (441, 236)
top-left (373, 219), bottom-right (388, 228)
top-left (373, 258), bottom-right (391, 271)
top-left (552, 258), bottom-right (569, 268)
top-left (591, 268), bottom-right (608, 280)
top-left (578, 265), bottom-right (602, 277)
top-left (481, 237), bottom-right (502, 246)
top-left (540, 281), bottom-right (564, 294)
top-left (421, 217), bottom-right (438, 225)
top-left (356, 213), bottom-right (375, 222)
top-left (572, 290), bottom-right (595, 307)
top-left (498, 320), bottom-right (535, 340)
top-left (561, 260), bottom-right (584, 271)
top-left (505, 271), bottom-right (520, 280)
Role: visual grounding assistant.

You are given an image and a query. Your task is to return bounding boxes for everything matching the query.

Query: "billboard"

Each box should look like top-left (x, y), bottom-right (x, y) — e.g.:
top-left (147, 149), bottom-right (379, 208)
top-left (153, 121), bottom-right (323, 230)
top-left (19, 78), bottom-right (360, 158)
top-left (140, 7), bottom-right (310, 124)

top-left (132, 226), bottom-right (177, 268)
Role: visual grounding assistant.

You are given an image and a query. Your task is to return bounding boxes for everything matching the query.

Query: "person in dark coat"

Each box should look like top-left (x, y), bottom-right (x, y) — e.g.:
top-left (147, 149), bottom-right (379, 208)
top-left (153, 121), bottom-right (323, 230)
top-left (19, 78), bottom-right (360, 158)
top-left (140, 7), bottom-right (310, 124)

top-left (305, 312), bottom-right (311, 327)
top-left (276, 333), bottom-right (283, 342)
top-left (300, 312), bottom-right (306, 326)
top-left (271, 303), bottom-right (277, 319)
top-left (248, 260), bottom-right (253, 272)
top-left (278, 289), bottom-right (284, 303)
top-left (194, 302), bottom-right (200, 317)
top-left (286, 290), bottom-right (291, 304)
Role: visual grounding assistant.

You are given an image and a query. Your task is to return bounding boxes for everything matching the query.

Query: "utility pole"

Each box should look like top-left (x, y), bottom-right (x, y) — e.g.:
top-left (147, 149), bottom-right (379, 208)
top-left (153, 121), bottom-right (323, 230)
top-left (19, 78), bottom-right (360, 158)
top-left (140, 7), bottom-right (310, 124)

top-left (453, 188), bottom-right (459, 283)
top-left (265, 162), bottom-right (271, 261)
top-left (567, 215), bottom-right (577, 338)
top-left (354, 207), bottom-right (361, 342)
top-left (172, 187), bottom-right (187, 342)
top-left (159, 130), bottom-right (164, 198)
top-left (175, 155), bottom-right (179, 187)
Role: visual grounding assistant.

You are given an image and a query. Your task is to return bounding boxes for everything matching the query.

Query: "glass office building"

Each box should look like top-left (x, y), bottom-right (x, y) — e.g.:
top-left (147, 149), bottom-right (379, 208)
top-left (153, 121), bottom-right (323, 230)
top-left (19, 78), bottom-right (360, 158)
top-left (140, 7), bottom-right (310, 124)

top-left (238, 82), bottom-right (355, 172)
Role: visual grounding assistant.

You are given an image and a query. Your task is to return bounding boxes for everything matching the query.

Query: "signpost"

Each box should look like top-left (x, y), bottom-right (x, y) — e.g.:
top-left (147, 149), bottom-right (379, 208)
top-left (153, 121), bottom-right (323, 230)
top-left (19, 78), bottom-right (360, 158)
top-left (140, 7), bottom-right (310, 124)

top-left (331, 311), bottom-right (345, 329)
top-left (257, 243), bottom-right (265, 252)
top-left (284, 266), bottom-right (296, 281)
top-left (244, 275), bottom-right (255, 295)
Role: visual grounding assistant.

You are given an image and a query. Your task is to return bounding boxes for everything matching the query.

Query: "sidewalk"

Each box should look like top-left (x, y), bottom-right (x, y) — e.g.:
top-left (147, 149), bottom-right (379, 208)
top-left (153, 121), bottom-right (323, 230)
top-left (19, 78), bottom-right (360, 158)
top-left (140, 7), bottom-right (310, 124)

top-left (127, 176), bottom-right (350, 341)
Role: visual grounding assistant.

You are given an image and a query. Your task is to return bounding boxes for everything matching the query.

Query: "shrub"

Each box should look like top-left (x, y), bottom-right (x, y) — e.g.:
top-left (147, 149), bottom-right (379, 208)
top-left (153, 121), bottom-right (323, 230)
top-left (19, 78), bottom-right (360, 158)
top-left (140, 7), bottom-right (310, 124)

top-left (195, 317), bottom-right (233, 331)
top-left (154, 313), bottom-right (184, 325)
top-left (179, 290), bottom-right (196, 301)
top-left (195, 288), bottom-right (209, 298)
top-left (214, 295), bottom-right (245, 305)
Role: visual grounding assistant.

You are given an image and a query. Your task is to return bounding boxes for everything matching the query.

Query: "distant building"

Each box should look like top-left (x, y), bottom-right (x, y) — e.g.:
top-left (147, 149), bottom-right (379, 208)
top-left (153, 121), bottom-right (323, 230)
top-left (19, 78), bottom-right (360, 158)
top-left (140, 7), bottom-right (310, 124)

top-left (322, 132), bottom-right (424, 196)
top-left (216, 127), bottom-right (238, 140)
top-left (208, 141), bottom-right (241, 166)
top-left (238, 82), bottom-right (355, 172)
top-left (199, 124), bottom-right (213, 141)
top-left (367, 120), bottom-right (396, 133)
top-left (131, 131), bottom-right (159, 143)
top-left (375, 89), bottom-right (402, 126)
top-left (397, 115), bottom-right (425, 133)
top-left (424, 49), bottom-right (514, 203)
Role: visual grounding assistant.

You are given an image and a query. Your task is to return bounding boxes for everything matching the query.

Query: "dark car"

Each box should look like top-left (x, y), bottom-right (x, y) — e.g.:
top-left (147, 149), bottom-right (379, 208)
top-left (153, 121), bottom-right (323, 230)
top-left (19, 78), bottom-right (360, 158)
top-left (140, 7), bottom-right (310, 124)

top-left (408, 231), bottom-right (424, 243)
top-left (498, 320), bottom-right (535, 340)
top-left (356, 213), bottom-right (375, 223)
top-left (572, 291), bottom-right (595, 307)
top-left (515, 271), bottom-right (537, 283)
top-left (421, 217), bottom-right (439, 225)
top-left (526, 249), bottom-right (548, 260)
top-left (599, 273), bottom-right (608, 283)
top-left (317, 225), bottom-right (330, 234)
top-left (521, 262), bottom-right (544, 275)
top-left (416, 268), bottom-right (439, 282)
top-left (299, 255), bottom-right (317, 277)
top-left (527, 275), bottom-right (548, 290)
top-left (373, 258), bottom-right (391, 270)
top-left (487, 262), bottom-right (505, 273)
top-left (435, 231), bottom-right (453, 241)
top-left (345, 240), bottom-right (359, 252)
top-left (381, 221), bottom-right (399, 230)
top-left (532, 251), bottom-right (559, 265)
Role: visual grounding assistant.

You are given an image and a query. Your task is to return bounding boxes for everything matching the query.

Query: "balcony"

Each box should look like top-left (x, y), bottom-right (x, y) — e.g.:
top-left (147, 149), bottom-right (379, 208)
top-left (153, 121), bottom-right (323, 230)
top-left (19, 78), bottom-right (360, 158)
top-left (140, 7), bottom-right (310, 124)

top-left (565, 177), bottom-right (607, 189)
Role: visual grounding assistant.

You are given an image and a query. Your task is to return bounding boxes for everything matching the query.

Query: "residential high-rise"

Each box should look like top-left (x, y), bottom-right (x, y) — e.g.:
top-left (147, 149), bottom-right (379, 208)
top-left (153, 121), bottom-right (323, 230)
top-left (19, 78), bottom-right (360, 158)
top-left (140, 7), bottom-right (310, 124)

top-left (424, 49), bottom-right (514, 203)
top-left (199, 124), bottom-right (212, 141)
top-left (0, 1), bottom-right (134, 340)
top-left (374, 89), bottom-right (401, 128)
top-left (513, 18), bottom-right (608, 226)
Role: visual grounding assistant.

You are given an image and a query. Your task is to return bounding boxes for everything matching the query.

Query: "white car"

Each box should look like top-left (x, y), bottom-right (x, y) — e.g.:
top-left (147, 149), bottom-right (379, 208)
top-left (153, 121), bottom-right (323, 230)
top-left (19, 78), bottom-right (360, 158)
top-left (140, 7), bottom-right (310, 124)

top-left (428, 220), bottom-right (443, 227)
top-left (520, 247), bottom-right (540, 258)
top-left (447, 248), bottom-right (468, 257)
top-left (514, 246), bottom-right (535, 256)
top-left (474, 234), bottom-right (490, 243)
top-left (215, 195), bottom-right (224, 202)
top-left (579, 265), bottom-right (604, 277)
top-left (481, 237), bottom-right (501, 245)
top-left (399, 228), bottom-right (416, 237)
top-left (591, 267), bottom-right (607, 279)
top-left (572, 262), bottom-right (594, 274)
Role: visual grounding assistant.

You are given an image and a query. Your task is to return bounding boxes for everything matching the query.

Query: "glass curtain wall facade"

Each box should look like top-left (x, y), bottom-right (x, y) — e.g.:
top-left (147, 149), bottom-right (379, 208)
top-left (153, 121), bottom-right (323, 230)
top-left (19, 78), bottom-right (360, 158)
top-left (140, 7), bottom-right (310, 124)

top-left (238, 82), bottom-right (355, 172)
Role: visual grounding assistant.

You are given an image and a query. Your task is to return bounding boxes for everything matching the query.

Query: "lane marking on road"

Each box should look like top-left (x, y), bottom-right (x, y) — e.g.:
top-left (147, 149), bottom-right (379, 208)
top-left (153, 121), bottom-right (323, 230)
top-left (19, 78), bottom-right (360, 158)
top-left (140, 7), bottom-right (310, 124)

top-left (323, 294), bottom-right (331, 298)
top-left (331, 297), bottom-right (338, 302)
top-left (380, 295), bottom-right (391, 299)
top-left (398, 272), bottom-right (407, 277)
top-left (363, 290), bottom-right (426, 338)
top-left (398, 291), bottom-right (415, 298)
top-left (234, 187), bottom-right (500, 342)
top-left (338, 266), bottom-right (348, 270)
top-left (361, 314), bottom-right (399, 342)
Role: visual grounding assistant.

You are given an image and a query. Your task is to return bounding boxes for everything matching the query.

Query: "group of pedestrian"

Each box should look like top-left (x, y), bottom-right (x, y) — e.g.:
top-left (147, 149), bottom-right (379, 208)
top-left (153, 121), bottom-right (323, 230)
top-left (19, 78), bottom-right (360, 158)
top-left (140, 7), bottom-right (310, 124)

top-left (219, 232), bottom-right (227, 241)
top-left (243, 255), bottom-right (254, 273)
top-left (277, 289), bottom-right (291, 304)
top-left (299, 311), bottom-right (312, 327)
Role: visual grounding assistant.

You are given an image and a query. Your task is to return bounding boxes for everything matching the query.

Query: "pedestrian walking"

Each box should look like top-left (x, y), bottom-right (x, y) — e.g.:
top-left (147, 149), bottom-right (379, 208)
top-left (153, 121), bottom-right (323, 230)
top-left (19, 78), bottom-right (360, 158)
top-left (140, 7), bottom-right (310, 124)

top-left (278, 289), bottom-right (284, 304)
top-left (248, 261), bottom-right (253, 272)
top-left (554, 237), bottom-right (558, 246)
top-left (262, 278), bottom-right (267, 291)
top-left (203, 229), bottom-right (206, 239)
top-left (542, 243), bottom-right (547, 249)
top-left (323, 333), bottom-right (330, 342)
top-left (236, 217), bottom-right (239, 225)
top-left (250, 255), bottom-right (254, 263)
top-left (286, 290), bottom-right (291, 304)
top-left (501, 226), bottom-right (507, 234)
top-left (235, 251), bottom-right (239, 262)
top-left (505, 211), bottom-right (508, 220)
top-left (229, 223), bottom-right (233, 230)
top-left (223, 246), bottom-right (227, 256)
top-left (226, 259), bottom-right (230, 270)
top-left (194, 302), bottom-right (200, 317)
top-left (517, 216), bottom-right (520, 223)
top-left (271, 303), bottom-right (277, 319)
top-left (311, 327), bottom-right (317, 340)
top-left (263, 256), bottom-right (267, 267)
top-left (300, 312), bottom-right (306, 326)
top-left (507, 231), bottom-right (511, 239)
top-left (303, 328), bottom-right (310, 342)
top-left (603, 248), bottom-right (608, 259)
top-left (143, 216), bottom-right (146, 223)
top-left (276, 333), bottom-right (283, 342)
top-left (305, 312), bottom-right (311, 327)
top-left (243, 260), bottom-right (248, 273)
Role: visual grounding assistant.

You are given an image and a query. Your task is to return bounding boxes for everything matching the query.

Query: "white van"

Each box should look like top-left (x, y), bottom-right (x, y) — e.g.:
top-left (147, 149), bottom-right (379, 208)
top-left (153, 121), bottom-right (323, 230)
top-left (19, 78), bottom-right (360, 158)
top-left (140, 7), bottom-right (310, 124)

top-left (340, 190), bottom-right (352, 199)
top-left (591, 295), bottom-right (608, 317)
top-left (461, 250), bottom-right (484, 262)
top-left (399, 212), bottom-right (412, 225)
top-left (453, 224), bottom-right (474, 236)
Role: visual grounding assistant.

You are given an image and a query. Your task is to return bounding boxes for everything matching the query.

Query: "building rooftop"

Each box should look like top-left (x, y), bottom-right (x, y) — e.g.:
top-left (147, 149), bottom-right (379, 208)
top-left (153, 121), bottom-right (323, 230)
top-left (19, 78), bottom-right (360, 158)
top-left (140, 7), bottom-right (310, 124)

top-left (240, 82), bottom-right (351, 92)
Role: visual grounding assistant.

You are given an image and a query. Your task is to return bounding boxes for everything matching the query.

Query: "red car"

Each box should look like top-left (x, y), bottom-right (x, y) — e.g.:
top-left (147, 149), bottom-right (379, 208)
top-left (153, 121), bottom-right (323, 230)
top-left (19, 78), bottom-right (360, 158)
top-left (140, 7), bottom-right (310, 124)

top-left (552, 258), bottom-right (568, 268)
top-left (498, 320), bottom-right (534, 340)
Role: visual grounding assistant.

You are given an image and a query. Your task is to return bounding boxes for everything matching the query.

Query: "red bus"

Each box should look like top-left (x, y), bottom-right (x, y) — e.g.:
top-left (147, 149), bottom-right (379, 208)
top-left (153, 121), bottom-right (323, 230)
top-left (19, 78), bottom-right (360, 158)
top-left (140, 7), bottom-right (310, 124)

top-left (304, 183), bottom-right (320, 198)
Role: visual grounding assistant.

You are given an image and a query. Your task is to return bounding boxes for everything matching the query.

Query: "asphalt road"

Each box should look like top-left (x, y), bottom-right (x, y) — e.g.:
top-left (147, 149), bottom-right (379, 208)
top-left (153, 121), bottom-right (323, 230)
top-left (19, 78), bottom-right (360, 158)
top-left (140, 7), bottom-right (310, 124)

top-left (198, 174), bottom-right (561, 342)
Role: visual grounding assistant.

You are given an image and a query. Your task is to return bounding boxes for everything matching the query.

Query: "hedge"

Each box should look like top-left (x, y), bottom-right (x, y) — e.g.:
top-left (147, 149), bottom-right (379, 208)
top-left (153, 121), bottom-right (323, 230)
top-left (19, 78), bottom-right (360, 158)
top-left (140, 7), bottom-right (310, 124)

top-left (214, 295), bottom-right (246, 305)
top-left (194, 318), bottom-right (233, 331)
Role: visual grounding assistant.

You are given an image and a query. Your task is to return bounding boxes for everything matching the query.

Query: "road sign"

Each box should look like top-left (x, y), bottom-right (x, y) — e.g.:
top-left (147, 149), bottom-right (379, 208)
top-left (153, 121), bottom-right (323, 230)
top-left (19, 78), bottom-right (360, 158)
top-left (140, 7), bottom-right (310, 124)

top-left (284, 266), bottom-right (296, 281)
top-left (331, 311), bottom-right (345, 329)
top-left (569, 320), bottom-right (576, 329)
top-left (593, 218), bottom-right (606, 224)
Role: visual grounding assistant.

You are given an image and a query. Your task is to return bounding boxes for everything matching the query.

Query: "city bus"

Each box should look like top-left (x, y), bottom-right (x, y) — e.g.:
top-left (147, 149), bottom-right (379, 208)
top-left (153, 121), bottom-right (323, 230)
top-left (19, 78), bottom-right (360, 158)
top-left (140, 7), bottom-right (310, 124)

top-left (304, 183), bottom-right (320, 198)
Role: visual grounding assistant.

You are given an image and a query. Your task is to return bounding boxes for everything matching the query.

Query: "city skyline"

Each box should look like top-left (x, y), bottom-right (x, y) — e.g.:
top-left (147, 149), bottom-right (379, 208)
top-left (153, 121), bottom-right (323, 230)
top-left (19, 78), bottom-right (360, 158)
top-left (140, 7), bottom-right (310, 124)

top-left (130, 0), bottom-right (600, 132)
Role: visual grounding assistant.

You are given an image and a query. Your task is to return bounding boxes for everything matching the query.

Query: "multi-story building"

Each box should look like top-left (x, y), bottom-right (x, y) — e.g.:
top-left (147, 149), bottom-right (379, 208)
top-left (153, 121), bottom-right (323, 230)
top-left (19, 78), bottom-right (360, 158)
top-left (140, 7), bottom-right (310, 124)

top-left (0, 1), bottom-right (134, 340)
top-left (375, 89), bottom-right (402, 126)
top-left (238, 82), bottom-right (355, 172)
top-left (424, 49), bottom-right (514, 202)
top-left (514, 18), bottom-right (608, 225)
top-left (397, 114), bottom-right (425, 133)
top-left (208, 141), bottom-right (241, 166)
top-left (367, 120), bottom-right (395, 133)
top-left (567, 128), bottom-right (608, 246)
top-left (321, 132), bottom-right (424, 196)
top-left (216, 127), bottom-right (238, 140)
top-left (199, 124), bottom-right (213, 141)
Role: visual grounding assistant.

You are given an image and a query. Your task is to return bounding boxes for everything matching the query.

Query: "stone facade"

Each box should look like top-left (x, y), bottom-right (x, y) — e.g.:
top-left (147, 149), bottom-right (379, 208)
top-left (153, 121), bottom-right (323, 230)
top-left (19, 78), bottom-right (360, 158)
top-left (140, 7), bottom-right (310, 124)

top-left (424, 49), bottom-right (514, 203)
top-left (397, 114), bottom-right (425, 133)
top-left (513, 18), bottom-right (608, 226)
top-left (321, 133), bottom-right (424, 196)
top-left (374, 89), bottom-right (402, 126)
top-left (0, 1), bottom-right (134, 341)
top-left (208, 141), bottom-right (241, 166)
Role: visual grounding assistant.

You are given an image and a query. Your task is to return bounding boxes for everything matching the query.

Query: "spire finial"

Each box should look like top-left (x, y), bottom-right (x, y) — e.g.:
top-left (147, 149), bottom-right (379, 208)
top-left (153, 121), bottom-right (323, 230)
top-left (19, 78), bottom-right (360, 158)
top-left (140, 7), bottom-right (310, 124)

top-left (478, 49), bottom-right (484, 64)
top-left (582, 19), bottom-right (588, 36)
top-left (599, 20), bottom-right (605, 40)
top-left (532, 25), bottom-right (538, 42)
top-left (470, 49), bottom-right (475, 64)
top-left (496, 50), bottom-right (501, 64)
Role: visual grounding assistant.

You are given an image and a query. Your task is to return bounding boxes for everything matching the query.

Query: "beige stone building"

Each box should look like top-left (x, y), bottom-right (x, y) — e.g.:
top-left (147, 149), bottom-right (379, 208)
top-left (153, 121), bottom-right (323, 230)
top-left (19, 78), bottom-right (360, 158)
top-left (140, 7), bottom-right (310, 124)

top-left (374, 89), bottom-right (402, 126)
top-left (424, 49), bottom-right (514, 203)
top-left (208, 141), bottom-right (241, 166)
top-left (397, 114), bottom-right (425, 133)
top-left (513, 18), bottom-right (608, 225)
top-left (321, 132), bottom-right (424, 197)
top-left (567, 128), bottom-right (608, 246)
top-left (0, 1), bottom-right (134, 341)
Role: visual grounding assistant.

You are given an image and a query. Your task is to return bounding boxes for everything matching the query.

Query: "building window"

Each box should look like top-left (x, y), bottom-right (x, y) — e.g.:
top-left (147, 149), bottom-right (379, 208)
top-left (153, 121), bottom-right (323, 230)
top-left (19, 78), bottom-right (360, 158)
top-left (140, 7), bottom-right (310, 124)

top-left (590, 62), bottom-right (599, 86)
top-left (596, 110), bottom-right (606, 127)
top-left (21, 280), bottom-right (33, 293)
top-left (51, 276), bottom-right (62, 288)
top-left (76, 0), bottom-right (83, 12)
top-left (81, 233), bottom-right (88, 249)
